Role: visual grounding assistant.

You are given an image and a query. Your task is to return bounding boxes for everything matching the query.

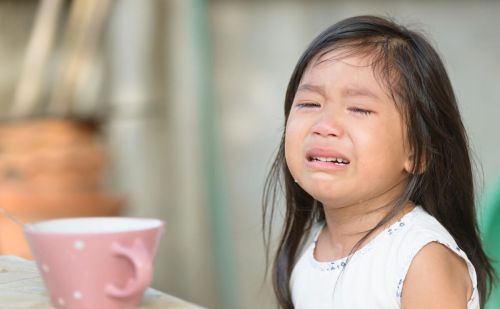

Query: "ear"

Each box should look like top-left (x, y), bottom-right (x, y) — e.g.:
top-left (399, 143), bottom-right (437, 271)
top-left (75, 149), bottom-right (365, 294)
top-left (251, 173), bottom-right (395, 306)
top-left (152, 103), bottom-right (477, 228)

top-left (404, 153), bottom-right (427, 175)
top-left (404, 155), bottom-right (413, 174)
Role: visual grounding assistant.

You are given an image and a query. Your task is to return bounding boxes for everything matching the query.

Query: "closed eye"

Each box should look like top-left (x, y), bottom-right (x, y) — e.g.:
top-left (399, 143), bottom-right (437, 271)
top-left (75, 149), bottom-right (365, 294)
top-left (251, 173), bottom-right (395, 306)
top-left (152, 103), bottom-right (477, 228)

top-left (295, 102), bottom-right (321, 109)
top-left (348, 107), bottom-right (372, 115)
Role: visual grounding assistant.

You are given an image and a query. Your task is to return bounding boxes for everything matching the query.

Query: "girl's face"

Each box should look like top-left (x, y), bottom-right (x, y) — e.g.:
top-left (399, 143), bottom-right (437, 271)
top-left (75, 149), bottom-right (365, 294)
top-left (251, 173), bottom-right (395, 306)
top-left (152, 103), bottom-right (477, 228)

top-left (285, 50), bottom-right (412, 209)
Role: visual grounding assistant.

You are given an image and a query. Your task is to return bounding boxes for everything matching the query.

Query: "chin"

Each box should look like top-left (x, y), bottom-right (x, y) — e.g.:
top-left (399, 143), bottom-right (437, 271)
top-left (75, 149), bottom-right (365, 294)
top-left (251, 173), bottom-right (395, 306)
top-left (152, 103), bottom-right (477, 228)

top-left (306, 188), bottom-right (347, 205)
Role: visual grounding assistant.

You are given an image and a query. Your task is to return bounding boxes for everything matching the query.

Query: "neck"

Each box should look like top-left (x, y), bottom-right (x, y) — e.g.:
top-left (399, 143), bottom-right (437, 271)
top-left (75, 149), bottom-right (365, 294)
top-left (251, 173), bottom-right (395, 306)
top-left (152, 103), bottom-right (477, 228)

top-left (315, 181), bottom-right (414, 261)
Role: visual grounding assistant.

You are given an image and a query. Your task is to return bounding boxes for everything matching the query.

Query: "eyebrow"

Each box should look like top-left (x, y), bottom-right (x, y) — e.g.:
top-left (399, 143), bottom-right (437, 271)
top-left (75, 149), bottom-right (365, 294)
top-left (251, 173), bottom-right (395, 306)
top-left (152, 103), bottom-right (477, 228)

top-left (341, 86), bottom-right (380, 100)
top-left (296, 83), bottom-right (326, 97)
top-left (296, 83), bottom-right (380, 100)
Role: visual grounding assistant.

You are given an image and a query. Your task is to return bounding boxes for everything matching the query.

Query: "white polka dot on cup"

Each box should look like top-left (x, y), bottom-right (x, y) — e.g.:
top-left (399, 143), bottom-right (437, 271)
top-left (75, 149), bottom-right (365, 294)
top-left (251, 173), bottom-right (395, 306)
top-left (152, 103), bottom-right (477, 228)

top-left (41, 264), bottom-right (49, 273)
top-left (73, 290), bottom-right (83, 300)
top-left (73, 240), bottom-right (85, 250)
top-left (57, 297), bottom-right (65, 305)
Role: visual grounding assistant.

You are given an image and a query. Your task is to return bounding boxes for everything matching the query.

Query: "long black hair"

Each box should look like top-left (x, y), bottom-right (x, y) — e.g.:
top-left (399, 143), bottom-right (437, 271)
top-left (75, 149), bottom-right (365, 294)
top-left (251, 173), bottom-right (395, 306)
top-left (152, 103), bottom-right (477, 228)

top-left (262, 15), bottom-right (494, 308)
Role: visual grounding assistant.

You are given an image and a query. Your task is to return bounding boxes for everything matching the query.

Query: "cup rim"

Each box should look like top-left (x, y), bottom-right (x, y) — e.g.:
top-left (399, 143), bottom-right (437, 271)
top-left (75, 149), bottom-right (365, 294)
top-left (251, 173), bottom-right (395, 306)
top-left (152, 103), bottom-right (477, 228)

top-left (24, 217), bottom-right (164, 235)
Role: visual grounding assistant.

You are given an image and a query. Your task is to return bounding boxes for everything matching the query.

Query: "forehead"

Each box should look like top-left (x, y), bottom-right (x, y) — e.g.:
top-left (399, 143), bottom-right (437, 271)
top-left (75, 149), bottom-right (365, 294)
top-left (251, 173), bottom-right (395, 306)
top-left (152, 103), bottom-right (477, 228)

top-left (312, 47), bottom-right (376, 68)
top-left (299, 49), bottom-right (390, 98)
top-left (304, 47), bottom-right (379, 79)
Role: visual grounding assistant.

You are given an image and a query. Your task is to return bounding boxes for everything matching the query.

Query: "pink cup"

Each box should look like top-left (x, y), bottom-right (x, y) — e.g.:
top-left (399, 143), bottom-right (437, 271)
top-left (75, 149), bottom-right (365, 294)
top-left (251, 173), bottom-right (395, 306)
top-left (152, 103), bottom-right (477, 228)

top-left (24, 217), bottom-right (164, 309)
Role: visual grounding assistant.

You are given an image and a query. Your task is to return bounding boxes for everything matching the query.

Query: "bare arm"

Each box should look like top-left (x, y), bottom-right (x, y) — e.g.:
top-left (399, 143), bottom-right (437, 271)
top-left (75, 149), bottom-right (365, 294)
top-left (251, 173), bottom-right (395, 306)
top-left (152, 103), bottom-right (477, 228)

top-left (401, 242), bottom-right (472, 309)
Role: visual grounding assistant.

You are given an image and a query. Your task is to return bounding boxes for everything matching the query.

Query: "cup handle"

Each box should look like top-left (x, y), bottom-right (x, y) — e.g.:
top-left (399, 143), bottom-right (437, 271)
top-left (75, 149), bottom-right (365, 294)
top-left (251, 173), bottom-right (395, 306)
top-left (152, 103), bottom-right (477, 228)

top-left (105, 239), bottom-right (152, 298)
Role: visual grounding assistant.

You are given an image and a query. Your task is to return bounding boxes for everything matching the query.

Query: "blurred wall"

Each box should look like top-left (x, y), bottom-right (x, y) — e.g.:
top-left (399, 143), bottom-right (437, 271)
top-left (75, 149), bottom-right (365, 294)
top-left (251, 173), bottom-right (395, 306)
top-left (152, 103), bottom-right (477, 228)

top-left (0, 1), bottom-right (36, 114)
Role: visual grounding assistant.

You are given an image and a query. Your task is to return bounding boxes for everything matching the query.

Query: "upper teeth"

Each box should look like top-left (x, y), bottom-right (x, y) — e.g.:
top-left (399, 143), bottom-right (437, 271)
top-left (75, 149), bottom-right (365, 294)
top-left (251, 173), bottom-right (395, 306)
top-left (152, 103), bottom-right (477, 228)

top-left (313, 157), bottom-right (349, 164)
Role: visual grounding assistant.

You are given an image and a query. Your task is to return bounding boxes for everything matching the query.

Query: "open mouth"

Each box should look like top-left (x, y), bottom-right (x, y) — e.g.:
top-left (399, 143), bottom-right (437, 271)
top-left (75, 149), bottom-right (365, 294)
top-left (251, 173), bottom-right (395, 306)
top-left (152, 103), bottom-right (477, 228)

top-left (307, 156), bottom-right (350, 166)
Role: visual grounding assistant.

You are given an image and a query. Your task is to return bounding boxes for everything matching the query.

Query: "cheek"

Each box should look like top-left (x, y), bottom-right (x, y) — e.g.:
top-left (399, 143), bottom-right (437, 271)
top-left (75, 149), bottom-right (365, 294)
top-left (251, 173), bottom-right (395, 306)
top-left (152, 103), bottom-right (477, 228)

top-left (284, 120), bottom-right (304, 172)
top-left (353, 126), bottom-right (407, 175)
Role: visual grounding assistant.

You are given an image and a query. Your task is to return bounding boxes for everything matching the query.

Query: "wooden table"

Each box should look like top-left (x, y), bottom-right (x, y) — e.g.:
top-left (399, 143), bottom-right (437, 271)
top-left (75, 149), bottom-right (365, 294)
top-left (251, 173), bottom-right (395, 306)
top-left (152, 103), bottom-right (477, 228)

top-left (0, 256), bottom-right (204, 309)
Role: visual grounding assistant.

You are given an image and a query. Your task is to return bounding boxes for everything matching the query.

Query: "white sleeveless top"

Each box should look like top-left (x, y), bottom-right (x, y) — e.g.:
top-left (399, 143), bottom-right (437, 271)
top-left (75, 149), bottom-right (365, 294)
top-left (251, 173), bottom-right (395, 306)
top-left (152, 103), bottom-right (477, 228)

top-left (290, 206), bottom-right (480, 308)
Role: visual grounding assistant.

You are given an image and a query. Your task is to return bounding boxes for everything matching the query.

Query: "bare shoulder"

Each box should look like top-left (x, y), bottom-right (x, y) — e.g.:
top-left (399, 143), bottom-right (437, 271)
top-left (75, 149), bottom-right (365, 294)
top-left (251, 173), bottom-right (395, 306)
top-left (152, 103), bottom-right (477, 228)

top-left (401, 241), bottom-right (472, 309)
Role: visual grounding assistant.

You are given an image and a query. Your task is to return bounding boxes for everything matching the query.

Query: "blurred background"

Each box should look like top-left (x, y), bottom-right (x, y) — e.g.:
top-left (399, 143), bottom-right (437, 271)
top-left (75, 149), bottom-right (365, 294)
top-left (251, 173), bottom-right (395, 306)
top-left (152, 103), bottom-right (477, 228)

top-left (0, 0), bottom-right (499, 308)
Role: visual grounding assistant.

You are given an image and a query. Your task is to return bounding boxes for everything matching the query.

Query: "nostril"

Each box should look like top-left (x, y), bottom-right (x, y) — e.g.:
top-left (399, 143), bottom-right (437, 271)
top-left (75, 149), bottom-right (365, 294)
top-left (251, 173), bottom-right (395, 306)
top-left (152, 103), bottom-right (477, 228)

top-left (312, 128), bottom-right (339, 138)
top-left (313, 132), bottom-right (336, 138)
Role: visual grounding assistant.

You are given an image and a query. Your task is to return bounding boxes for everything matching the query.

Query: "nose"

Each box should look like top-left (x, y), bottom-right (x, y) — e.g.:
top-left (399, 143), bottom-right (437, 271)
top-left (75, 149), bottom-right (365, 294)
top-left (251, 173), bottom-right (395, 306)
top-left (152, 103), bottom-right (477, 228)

top-left (311, 106), bottom-right (344, 138)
